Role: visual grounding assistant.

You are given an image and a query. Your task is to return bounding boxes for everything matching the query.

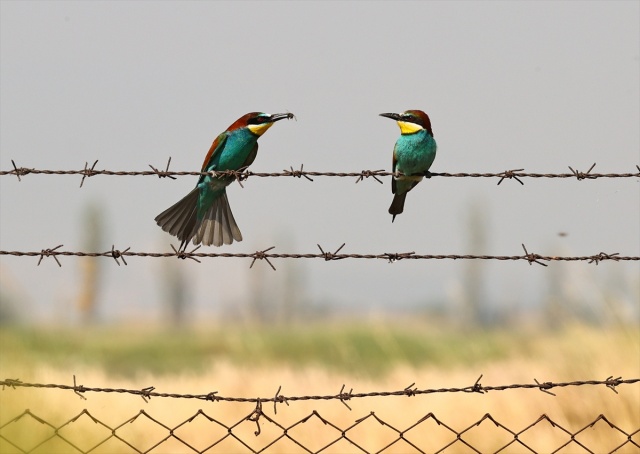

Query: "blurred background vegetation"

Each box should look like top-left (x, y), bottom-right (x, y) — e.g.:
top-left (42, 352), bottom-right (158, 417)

top-left (1, 200), bottom-right (638, 378)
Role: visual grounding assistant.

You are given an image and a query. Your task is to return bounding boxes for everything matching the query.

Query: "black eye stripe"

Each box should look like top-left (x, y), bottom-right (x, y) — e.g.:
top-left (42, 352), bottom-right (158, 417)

top-left (248, 116), bottom-right (268, 125)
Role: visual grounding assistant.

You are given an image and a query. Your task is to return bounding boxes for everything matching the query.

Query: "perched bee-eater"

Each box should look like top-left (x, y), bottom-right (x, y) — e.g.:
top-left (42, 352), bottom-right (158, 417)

top-left (380, 110), bottom-right (437, 222)
top-left (155, 112), bottom-right (294, 249)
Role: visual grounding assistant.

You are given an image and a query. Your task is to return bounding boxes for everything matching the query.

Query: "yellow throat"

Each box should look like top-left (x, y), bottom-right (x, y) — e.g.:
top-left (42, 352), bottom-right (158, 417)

top-left (248, 122), bottom-right (274, 136)
top-left (397, 121), bottom-right (424, 135)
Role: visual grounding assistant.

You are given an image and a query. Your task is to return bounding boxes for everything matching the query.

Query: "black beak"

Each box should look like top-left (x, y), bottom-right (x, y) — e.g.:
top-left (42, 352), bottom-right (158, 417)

top-left (379, 112), bottom-right (402, 121)
top-left (269, 112), bottom-right (295, 123)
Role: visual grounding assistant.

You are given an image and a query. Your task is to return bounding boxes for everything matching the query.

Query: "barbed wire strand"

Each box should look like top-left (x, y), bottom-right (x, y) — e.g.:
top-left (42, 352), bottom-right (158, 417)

top-left (3, 160), bottom-right (640, 186)
top-left (1, 244), bottom-right (636, 270)
top-left (1, 376), bottom-right (636, 407)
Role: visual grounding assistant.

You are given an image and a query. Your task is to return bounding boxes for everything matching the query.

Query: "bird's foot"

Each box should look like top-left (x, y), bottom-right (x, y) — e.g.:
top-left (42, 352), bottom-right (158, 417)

top-left (179, 240), bottom-right (188, 253)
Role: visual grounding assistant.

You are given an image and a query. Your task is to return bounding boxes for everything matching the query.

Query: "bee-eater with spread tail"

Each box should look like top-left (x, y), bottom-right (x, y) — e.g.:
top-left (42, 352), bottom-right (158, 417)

top-left (155, 112), bottom-right (294, 249)
top-left (380, 110), bottom-right (437, 222)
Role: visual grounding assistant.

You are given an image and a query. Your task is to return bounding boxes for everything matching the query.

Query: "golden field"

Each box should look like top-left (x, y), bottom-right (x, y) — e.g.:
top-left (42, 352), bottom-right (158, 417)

top-left (0, 323), bottom-right (638, 453)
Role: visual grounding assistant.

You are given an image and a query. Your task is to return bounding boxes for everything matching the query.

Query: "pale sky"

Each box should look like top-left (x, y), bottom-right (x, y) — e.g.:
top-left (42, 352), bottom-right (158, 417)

top-left (1, 1), bottom-right (638, 322)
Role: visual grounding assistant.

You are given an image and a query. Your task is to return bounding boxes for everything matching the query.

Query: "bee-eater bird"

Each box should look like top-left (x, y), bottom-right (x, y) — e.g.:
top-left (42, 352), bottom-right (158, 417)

top-left (380, 110), bottom-right (437, 222)
top-left (155, 112), bottom-right (294, 249)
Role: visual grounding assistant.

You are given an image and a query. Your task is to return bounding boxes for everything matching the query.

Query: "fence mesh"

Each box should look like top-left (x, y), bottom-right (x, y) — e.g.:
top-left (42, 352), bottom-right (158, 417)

top-left (1, 377), bottom-right (639, 453)
top-left (1, 408), bottom-right (638, 454)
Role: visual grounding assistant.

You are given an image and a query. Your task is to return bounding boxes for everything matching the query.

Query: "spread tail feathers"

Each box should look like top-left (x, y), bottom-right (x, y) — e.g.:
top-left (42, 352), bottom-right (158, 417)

top-left (193, 191), bottom-right (242, 247)
top-left (388, 193), bottom-right (407, 223)
top-left (155, 189), bottom-right (242, 248)
top-left (155, 188), bottom-right (199, 247)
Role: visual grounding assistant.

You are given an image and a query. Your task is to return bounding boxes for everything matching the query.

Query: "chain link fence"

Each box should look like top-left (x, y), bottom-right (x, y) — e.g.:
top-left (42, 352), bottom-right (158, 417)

top-left (1, 377), bottom-right (639, 453)
top-left (1, 407), bottom-right (638, 453)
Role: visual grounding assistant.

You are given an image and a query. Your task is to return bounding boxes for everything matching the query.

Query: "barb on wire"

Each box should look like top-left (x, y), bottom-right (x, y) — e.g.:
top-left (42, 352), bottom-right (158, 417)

top-left (568, 162), bottom-right (597, 180)
top-left (384, 251), bottom-right (415, 263)
top-left (148, 157), bottom-right (176, 180)
top-left (79, 160), bottom-right (99, 188)
top-left (534, 378), bottom-right (556, 396)
top-left (110, 245), bottom-right (130, 266)
top-left (317, 243), bottom-right (346, 261)
top-left (229, 167), bottom-right (251, 188)
top-left (355, 169), bottom-right (385, 184)
top-left (72, 375), bottom-right (87, 401)
top-left (37, 245), bottom-right (63, 267)
top-left (3, 162), bottom-right (639, 182)
top-left (403, 382), bottom-right (418, 397)
top-left (273, 385), bottom-right (289, 414)
top-left (170, 244), bottom-right (201, 263)
top-left (497, 168), bottom-right (525, 185)
top-left (521, 244), bottom-right (548, 267)
top-left (588, 252), bottom-right (620, 265)
top-left (471, 375), bottom-right (485, 394)
top-left (10, 160), bottom-right (32, 181)
top-left (140, 386), bottom-right (155, 403)
top-left (284, 164), bottom-right (313, 181)
top-left (1, 378), bottom-right (22, 390)
top-left (250, 246), bottom-right (276, 270)
top-left (1, 377), bottom-right (637, 405)
top-left (605, 376), bottom-right (622, 394)
top-left (338, 384), bottom-right (353, 410)
top-left (4, 246), bottom-right (637, 267)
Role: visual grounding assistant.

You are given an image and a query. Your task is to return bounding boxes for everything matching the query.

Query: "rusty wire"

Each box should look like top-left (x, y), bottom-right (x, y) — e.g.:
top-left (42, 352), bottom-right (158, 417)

top-left (0, 407), bottom-right (637, 454)
top-left (1, 244), bottom-right (637, 270)
top-left (1, 376), bottom-right (636, 407)
top-left (2, 159), bottom-right (639, 186)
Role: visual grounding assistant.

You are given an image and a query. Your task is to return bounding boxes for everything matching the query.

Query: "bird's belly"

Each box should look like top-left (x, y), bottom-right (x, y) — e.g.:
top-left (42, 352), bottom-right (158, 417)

top-left (396, 154), bottom-right (426, 174)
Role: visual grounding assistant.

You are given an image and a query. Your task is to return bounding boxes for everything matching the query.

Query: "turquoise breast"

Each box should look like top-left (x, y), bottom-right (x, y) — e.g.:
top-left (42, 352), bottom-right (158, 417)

top-left (210, 129), bottom-right (258, 171)
top-left (395, 130), bottom-right (437, 175)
